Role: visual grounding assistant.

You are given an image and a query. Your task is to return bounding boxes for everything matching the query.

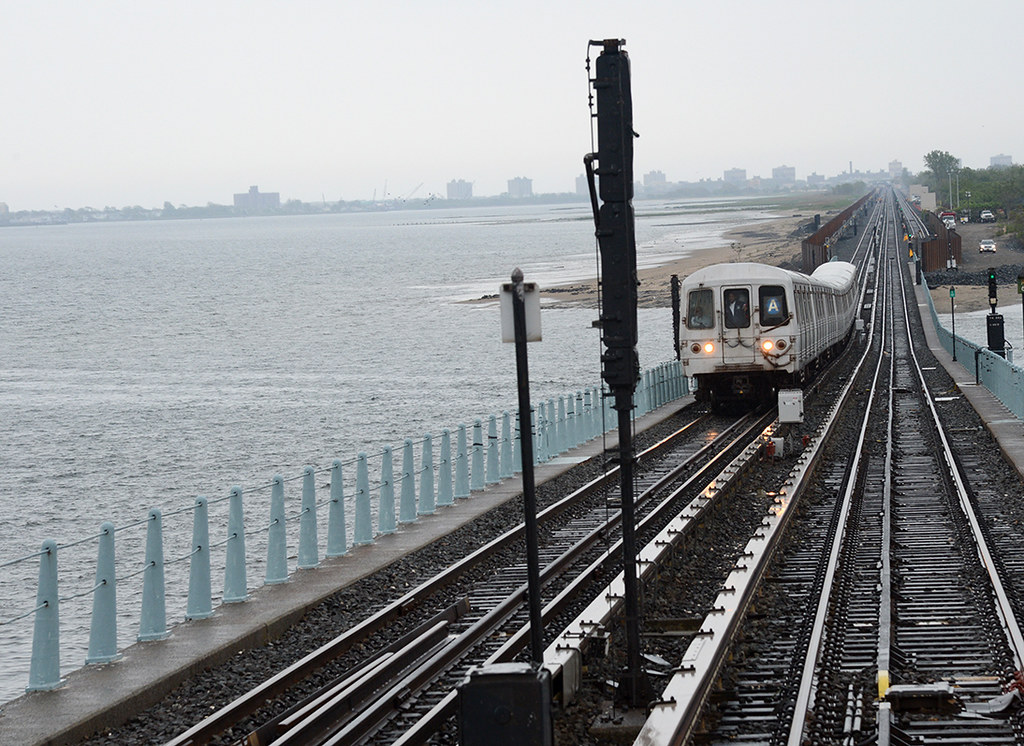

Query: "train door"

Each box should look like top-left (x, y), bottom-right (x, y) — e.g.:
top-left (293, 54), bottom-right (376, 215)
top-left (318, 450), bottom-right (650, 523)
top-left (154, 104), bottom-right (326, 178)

top-left (721, 286), bottom-right (756, 365)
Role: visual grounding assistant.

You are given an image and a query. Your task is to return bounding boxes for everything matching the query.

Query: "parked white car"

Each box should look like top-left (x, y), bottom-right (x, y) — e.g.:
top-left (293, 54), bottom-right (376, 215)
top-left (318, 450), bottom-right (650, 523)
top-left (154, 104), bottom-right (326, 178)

top-left (980, 210), bottom-right (996, 222)
top-left (979, 239), bottom-right (996, 253)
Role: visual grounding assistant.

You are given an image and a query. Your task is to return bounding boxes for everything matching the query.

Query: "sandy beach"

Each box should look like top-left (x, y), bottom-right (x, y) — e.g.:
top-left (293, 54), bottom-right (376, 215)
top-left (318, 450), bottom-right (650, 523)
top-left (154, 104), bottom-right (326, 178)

top-left (531, 200), bottom-right (1019, 315)
top-left (539, 211), bottom-right (815, 309)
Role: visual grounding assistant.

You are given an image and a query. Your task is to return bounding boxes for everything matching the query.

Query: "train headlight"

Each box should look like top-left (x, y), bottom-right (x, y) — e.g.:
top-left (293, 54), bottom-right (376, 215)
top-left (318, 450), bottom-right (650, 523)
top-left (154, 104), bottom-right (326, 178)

top-left (761, 339), bottom-right (774, 353)
top-left (690, 343), bottom-right (701, 354)
top-left (776, 339), bottom-right (787, 351)
top-left (703, 342), bottom-right (715, 354)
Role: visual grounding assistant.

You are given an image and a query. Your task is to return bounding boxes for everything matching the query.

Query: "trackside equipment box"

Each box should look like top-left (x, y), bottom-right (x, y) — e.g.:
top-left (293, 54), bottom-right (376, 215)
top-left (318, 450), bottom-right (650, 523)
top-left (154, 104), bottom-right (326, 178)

top-left (778, 389), bottom-right (804, 424)
top-left (458, 662), bottom-right (553, 745)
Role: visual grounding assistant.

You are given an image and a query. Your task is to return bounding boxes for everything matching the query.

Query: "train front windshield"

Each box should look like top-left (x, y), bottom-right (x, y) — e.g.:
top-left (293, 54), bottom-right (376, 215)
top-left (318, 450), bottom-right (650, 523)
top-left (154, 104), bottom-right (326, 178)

top-left (687, 289), bottom-right (714, 329)
top-left (724, 289), bottom-right (750, 329)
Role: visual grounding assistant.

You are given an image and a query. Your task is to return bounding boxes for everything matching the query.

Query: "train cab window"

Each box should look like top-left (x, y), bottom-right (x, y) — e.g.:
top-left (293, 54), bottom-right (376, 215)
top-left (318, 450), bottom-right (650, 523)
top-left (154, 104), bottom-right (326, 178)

top-left (723, 288), bottom-right (750, 329)
top-left (686, 289), bottom-right (714, 329)
top-left (758, 285), bottom-right (789, 327)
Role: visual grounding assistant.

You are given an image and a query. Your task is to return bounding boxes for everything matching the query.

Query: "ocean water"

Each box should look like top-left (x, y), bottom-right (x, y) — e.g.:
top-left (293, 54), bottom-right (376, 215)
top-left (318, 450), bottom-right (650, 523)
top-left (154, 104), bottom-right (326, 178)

top-left (937, 306), bottom-right (1024, 361)
top-left (0, 198), bottom-right (780, 703)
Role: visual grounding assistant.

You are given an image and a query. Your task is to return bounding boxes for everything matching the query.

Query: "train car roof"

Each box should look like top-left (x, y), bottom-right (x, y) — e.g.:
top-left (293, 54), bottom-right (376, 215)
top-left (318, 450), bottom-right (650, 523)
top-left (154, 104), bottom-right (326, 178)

top-left (809, 260), bottom-right (857, 290)
top-left (683, 260), bottom-right (856, 291)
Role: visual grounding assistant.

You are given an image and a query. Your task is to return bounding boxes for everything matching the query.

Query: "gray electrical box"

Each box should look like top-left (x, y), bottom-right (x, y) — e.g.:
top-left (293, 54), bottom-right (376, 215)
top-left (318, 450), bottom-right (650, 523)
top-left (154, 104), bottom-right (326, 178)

top-left (778, 389), bottom-right (803, 424)
top-left (458, 663), bottom-right (553, 745)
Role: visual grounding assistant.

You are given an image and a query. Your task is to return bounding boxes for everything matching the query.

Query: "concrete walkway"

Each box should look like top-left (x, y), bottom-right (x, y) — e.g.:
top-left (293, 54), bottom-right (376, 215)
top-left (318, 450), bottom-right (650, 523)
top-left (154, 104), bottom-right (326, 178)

top-left (0, 398), bottom-right (692, 746)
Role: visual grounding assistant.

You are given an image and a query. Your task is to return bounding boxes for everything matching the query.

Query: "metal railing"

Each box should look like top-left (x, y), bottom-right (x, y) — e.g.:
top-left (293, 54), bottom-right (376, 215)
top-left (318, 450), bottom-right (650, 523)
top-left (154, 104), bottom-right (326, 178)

top-left (1, 361), bottom-right (688, 696)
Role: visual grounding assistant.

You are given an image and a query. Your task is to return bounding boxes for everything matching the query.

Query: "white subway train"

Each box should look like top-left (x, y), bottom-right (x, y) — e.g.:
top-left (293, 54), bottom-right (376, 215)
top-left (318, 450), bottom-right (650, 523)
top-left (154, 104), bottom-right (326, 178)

top-left (679, 260), bottom-right (859, 407)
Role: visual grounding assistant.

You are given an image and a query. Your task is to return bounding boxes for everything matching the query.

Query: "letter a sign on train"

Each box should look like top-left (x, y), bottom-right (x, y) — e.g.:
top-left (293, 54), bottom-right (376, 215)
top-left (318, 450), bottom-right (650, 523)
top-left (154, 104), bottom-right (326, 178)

top-left (766, 297), bottom-right (781, 315)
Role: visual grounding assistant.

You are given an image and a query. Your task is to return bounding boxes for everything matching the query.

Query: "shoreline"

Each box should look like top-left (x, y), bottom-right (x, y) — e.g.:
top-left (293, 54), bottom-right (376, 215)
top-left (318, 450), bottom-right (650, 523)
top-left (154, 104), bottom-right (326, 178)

top-left (537, 211), bottom-right (814, 308)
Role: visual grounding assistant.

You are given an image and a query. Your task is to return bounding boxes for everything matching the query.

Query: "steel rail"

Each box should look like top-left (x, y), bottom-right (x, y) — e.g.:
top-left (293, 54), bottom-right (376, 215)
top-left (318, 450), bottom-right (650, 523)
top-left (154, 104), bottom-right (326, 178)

top-left (896, 231), bottom-right (1024, 670)
top-left (786, 200), bottom-right (894, 744)
top-left (636, 203), bottom-right (890, 746)
top-left (385, 414), bottom-right (777, 746)
top-left (164, 413), bottom-right (716, 745)
top-left (270, 414), bottom-right (771, 745)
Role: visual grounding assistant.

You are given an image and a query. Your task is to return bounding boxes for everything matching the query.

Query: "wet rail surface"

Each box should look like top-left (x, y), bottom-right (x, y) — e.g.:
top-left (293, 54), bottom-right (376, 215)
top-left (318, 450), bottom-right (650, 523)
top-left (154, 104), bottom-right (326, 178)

top-left (665, 193), bottom-right (1024, 745)
top-left (164, 410), bottom-right (772, 745)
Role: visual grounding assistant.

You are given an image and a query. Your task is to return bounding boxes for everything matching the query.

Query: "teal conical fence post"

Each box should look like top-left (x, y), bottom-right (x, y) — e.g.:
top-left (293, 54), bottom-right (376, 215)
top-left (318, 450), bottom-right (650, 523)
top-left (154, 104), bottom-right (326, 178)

top-left (27, 540), bottom-right (62, 691)
top-left (455, 425), bottom-right (470, 499)
top-left (224, 486), bottom-right (247, 603)
top-left (355, 453), bottom-right (373, 544)
top-left (266, 476), bottom-right (288, 584)
top-left (297, 467), bottom-right (319, 570)
top-left (471, 419), bottom-right (484, 491)
top-left (541, 398), bottom-right (552, 457)
top-left (187, 496), bottom-right (213, 620)
top-left (513, 413), bottom-right (522, 473)
top-left (438, 430), bottom-right (453, 506)
top-left (576, 391), bottom-right (586, 446)
top-left (541, 402), bottom-right (552, 462)
top-left (583, 389), bottom-right (594, 441)
top-left (327, 459), bottom-right (348, 556)
top-left (535, 403), bottom-right (546, 463)
top-left (565, 395), bottom-right (576, 451)
top-left (399, 439), bottom-right (417, 522)
top-left (86, 521), bottom-right (120, 664)
top-left (419, 434), bottom-right (436, 515)
top-left (540, 395), bottom-right (557, 454)
top-left (378, 447), bottom-right (397, 534)
top-left (557, 395), bottom-right (565, 454)
top-left (138, 509), bottom-right (168, 641)
top-left (486, 416), bottom-right (500, 484)
top-left (500, 412), bottom-right (513, 479)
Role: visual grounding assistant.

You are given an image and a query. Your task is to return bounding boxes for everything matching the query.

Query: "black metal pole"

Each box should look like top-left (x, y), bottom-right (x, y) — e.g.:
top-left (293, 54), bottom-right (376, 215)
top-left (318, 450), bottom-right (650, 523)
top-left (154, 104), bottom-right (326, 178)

top-left (614, 391), bottom-right (645, 705)
top-left (587, 38), bottom-right (651, 708)
top-left (511, 268), bottom-right (544, 666)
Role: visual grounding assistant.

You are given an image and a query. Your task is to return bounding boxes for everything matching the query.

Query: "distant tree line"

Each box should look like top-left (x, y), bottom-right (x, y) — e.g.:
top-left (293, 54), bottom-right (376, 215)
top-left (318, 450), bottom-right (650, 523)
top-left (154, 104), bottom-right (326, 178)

top-left (918, 149), bottom-right (1024, 243)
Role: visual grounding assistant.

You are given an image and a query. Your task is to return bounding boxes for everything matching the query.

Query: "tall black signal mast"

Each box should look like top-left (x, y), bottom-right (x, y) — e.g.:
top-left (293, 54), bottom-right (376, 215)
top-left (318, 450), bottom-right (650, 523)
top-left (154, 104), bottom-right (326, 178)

top-left (584, 38), bottom-right (651, 707)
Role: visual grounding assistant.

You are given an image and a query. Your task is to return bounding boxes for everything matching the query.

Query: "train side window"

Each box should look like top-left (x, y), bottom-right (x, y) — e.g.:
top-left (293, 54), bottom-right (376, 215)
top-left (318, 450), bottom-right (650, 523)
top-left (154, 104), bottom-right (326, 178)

top-left (724, 288), bottom-right (750, 329)
top-left (758, 285), bottom-right (788, 326)
top-left (686, 289), bottom-right (714, 329)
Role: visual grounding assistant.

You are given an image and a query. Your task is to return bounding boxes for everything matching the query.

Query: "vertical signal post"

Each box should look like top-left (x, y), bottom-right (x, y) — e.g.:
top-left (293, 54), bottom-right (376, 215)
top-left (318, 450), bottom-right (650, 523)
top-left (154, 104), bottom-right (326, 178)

top-left (585, 37), bottom-right (651, 707)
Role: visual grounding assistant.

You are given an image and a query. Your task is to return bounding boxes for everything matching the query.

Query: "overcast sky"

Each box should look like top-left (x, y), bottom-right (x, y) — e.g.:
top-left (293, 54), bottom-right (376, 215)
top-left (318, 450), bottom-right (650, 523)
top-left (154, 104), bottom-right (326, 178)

top-left (4, 0), bottom-right (1020, 211)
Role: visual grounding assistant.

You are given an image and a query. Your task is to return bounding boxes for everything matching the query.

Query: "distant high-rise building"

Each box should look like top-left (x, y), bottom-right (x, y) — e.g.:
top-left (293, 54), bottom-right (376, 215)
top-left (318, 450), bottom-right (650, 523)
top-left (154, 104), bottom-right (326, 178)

top-left (771, 165), bottom-right (796, 183)
top-left (807, 172), bottom-right (825, 186)
top-left (446, 179), bottom-right (473, 200)
top-left (507, 177), bottom-right (533, 198)
top-left (233, 186), bottom-right (280, 212)
top-left (643, 170), bottom-right (667, 186)
top-left (990, 154), bottom-right (1013, 168)
top-left (723, 168), bottom-right (746, 185)
top-left (889, 160), bottom-right (902, 181)
top-left (575, 174), bottom-right (588, 196)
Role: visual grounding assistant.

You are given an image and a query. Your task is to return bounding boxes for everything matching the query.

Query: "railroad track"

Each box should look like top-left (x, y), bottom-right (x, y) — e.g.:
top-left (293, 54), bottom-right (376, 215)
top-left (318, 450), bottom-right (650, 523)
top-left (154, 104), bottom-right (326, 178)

top-left (165, 410), bottom-right (769, 745)
top-left (157, 190), bottom-right (1024, 746)
top-left (632, 192), bottom-right (1024, 745)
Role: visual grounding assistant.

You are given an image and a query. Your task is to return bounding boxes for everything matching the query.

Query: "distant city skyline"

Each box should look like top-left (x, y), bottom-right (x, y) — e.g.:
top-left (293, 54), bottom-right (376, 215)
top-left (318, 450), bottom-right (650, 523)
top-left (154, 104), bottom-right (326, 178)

top-left (3, 1), bottom-right (1020, 212)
